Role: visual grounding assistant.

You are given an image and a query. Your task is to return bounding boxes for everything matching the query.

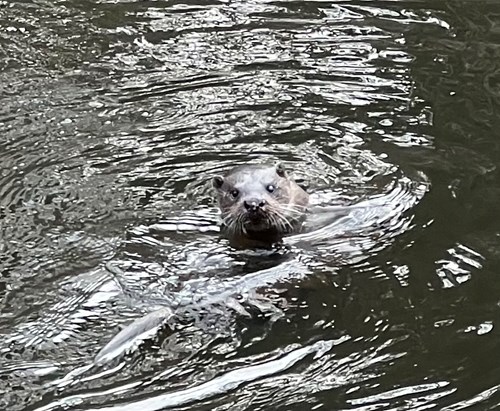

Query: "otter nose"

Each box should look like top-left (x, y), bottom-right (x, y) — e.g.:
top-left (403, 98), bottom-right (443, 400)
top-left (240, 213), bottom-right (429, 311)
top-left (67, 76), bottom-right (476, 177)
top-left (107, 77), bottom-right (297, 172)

top-left (244, 199), bottom-right (266, 212)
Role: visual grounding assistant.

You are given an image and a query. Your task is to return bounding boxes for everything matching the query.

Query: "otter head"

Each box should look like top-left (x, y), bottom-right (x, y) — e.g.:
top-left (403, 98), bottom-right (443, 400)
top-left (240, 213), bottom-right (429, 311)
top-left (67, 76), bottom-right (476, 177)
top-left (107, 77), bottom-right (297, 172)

top-left (212, 163), bottom-right (308, 239)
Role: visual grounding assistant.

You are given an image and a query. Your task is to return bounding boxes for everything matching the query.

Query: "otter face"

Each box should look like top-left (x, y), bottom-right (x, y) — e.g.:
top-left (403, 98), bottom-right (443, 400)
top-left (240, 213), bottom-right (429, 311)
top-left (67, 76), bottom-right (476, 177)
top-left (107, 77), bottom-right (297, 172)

top-left (212, 164), bottom-right (307, 237)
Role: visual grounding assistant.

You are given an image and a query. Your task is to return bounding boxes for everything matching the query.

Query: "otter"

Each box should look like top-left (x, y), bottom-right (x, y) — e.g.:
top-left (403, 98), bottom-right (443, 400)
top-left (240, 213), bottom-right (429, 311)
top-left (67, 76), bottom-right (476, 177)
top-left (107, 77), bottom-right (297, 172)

top-left (212, 163), bottom-right (309, 247)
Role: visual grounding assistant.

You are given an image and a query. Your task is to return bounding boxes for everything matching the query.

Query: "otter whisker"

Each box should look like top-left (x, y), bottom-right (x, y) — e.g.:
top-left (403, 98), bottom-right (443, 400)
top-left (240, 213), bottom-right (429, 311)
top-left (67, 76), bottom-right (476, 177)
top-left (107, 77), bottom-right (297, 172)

top-left (278, 214), bottom-right (294, 234)
top-left (279, 204), bottom-right (305, 216)
top-left (270, 207), bottom-right (296, 233)
top-left (238, 213), bottom-right (247, 235)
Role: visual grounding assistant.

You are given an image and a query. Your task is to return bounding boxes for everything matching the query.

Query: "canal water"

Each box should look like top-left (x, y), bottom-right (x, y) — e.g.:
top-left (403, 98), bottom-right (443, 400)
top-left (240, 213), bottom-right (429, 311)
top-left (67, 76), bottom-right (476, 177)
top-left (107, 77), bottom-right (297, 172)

top-left (1, 0), bottom-right (499, 410)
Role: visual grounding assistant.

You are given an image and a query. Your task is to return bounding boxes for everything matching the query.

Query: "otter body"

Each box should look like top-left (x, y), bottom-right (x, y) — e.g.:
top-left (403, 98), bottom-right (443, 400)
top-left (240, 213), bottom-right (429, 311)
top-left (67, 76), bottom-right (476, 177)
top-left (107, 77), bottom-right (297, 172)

top-left (213, 164), bottom-right (309, 247)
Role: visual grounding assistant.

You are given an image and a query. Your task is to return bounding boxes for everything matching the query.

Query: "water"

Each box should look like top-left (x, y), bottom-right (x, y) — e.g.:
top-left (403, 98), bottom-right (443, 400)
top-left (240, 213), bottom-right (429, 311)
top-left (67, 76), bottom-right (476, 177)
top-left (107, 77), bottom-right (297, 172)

top-left (1, 0), bottom-right (499, 409)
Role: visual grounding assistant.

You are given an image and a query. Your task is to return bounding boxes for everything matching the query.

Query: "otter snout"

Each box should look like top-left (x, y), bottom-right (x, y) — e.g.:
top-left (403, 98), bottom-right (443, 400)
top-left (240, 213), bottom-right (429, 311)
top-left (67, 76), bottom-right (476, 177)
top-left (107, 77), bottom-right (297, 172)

top-left (243, 198), bottom-right (266, 212)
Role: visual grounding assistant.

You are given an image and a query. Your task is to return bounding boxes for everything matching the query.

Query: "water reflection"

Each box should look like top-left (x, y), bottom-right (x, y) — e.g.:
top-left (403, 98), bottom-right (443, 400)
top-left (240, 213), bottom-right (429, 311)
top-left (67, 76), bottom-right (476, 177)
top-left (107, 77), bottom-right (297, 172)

top-left (1, 0), bottom-right (500, 410)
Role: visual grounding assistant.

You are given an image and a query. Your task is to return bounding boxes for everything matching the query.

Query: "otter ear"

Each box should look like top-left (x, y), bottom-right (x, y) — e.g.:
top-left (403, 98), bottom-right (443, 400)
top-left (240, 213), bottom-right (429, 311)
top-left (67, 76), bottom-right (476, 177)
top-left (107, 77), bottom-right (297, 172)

top-left (275, 163), bottom-right (287, 177)
top-left (213, 176), bottom-right (224, 189)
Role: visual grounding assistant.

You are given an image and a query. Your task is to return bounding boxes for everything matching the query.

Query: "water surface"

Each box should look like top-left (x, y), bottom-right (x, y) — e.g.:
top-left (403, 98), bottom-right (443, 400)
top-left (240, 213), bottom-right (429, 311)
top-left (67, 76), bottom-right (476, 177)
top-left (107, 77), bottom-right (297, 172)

top-left (1, 0), bottom-right (499, 410)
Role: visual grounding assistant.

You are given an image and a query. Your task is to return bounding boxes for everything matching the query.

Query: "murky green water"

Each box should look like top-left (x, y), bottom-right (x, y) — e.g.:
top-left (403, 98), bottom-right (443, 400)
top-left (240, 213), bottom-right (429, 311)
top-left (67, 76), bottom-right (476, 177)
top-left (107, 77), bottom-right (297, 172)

top-left (1, 0), bottom-right (499, 410)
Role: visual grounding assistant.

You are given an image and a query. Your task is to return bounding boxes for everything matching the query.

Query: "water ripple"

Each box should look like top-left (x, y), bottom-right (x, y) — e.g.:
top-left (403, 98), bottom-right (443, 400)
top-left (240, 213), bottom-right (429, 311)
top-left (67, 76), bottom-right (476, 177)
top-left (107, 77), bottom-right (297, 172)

top-left (3, 1), bottom-right (497, 411)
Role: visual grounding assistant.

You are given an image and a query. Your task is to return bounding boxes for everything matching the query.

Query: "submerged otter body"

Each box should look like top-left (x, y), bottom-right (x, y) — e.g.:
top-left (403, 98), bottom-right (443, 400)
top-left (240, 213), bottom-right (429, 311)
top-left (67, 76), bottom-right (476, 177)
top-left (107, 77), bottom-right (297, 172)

top-left (213, 164), bottom-right (309, 247)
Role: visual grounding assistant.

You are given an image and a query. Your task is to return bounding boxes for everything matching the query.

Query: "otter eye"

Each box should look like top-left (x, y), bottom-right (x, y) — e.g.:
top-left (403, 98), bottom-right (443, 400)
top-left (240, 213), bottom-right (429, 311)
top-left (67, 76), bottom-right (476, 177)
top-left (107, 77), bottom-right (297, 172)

top-left (229, 189), bottom-right (239, 199)
top-left (266, 184), bottom-right (276, 193)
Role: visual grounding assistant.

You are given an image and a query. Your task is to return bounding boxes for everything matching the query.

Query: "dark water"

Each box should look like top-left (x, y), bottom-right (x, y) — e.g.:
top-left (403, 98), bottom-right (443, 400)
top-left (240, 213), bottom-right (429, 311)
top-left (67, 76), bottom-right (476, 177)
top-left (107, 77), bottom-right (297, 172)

top-left (1, 0), bottom-right (500, 409)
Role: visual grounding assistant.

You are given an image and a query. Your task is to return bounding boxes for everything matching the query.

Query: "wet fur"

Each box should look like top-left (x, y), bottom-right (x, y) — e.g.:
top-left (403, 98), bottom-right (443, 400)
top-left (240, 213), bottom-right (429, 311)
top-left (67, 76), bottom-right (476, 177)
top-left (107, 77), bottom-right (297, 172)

top-left (213, 164), bottom-right (309, 247)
